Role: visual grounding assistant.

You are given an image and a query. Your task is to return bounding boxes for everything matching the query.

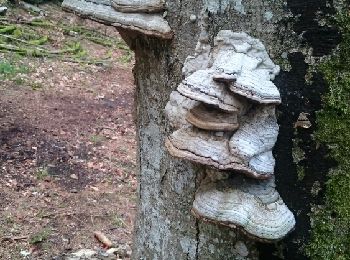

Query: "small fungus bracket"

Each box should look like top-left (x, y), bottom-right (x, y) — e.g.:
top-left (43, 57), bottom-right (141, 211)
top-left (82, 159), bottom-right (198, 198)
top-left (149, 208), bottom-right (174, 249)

top-left (165, 30), bottom-right (295, 241)
top-left (62, 0), bottom-right (172, 39)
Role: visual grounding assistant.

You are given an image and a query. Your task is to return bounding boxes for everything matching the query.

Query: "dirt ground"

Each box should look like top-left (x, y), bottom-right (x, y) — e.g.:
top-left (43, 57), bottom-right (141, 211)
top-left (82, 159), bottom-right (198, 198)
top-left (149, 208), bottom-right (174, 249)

top-left (0, 3), bottom-right (136, 259)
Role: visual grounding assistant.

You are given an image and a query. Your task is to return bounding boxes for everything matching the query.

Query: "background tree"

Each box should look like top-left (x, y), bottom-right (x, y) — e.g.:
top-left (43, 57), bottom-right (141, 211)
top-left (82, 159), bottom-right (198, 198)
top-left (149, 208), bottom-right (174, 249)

top-left (63, 0), bottom-right (349, 259)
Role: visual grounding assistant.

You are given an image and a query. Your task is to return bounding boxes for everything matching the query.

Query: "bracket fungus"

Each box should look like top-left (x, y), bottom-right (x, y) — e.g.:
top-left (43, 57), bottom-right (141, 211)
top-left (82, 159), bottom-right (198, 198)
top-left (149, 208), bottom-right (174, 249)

top-left (165, 91), bottom-right (199, 128)
top-left (177, 69), bottom-right (248, 113)
top-left (229, 105), bottom-right (279, 163)
top-left (229, 71), bottom-right (281, 104)
top-left (211, 31), bottom-right (281, 104)
top-left (62, 0), bottom-right (172, 39)
top-left (165, 127), bottom-right (269, 179)
top-left (192, 174), bottom-right (296, 241)
top-left (164, 30), bottom-right (295, 241)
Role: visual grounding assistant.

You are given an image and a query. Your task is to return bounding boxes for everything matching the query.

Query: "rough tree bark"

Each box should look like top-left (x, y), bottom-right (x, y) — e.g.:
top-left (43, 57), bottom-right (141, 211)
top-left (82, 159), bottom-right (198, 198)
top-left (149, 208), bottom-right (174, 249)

top-left (122, 1), bottom-right (346, 259)
top-left (63, 0), bottom-right (348, 259)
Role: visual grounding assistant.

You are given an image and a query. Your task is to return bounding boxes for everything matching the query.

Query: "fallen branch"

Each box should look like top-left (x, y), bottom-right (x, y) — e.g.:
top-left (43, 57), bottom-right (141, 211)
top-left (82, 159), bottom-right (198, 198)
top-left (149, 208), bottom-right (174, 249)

top-left (0, 33), bottom-right (48, 48)
top-left (2, 235), bottom-right (28, 242)
top-left (0, 42), bottom-right (82, 57)
top-left (19, 1), bottom-right (46, 15)
top-left (61, 58), bottom-right (111, 66)
top-left (94, 231), bottom-right (113, 248)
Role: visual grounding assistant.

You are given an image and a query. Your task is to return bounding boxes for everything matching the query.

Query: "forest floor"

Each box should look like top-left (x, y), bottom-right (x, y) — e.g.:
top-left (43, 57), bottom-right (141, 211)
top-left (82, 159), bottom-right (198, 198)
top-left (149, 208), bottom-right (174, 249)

top-left (0, 3), bottom-right (136, 259)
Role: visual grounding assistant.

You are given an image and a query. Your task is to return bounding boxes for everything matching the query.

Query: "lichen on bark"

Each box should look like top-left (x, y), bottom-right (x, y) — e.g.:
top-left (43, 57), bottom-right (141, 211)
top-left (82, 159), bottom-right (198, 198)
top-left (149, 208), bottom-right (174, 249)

top-left (307, 10), bottom-right (350, 260)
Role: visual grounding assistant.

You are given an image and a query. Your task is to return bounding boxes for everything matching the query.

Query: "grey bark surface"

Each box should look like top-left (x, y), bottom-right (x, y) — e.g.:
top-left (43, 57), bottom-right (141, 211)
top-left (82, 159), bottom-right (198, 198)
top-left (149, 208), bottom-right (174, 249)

top-left (124, 1), bottom-right (292, 259)
top-left (115, 0), bottom-right (343, 259)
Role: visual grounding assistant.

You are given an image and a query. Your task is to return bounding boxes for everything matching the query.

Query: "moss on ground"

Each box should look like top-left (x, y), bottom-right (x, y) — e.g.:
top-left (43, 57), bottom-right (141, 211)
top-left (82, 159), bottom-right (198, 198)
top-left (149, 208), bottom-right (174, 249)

top-left (0, 10), bottom-right (132, 64)
top-left (306, 11), bottom-right (350, 260)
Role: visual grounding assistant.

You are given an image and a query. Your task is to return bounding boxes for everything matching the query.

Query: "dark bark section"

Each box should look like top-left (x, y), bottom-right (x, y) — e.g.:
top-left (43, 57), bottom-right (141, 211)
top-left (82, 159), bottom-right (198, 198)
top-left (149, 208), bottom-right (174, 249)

top-left (258, 1), bottom-right (341, 259)
top-left (258, 53), bottom-right (335, 260)
top-left (287, 0), bottom-right (341, 56)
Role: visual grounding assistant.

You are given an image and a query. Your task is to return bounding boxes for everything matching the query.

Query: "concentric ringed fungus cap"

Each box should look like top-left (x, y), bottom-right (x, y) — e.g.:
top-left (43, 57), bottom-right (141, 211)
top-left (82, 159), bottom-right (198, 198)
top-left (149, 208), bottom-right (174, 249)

top-left (229, 70), bottom-right (281, 104)
top-left (165, 127), bottom-right (273, 179)
top-left (177, 70), bottom-right (248, 114)
top-left (249, 151), bottom-right (275, 175)
top-left (209, 30), bottom-right (281, 104)
top-left (212, 31), bottom-right (280, 80)
top-left (229, 105), bottom-right (279, 163)
top-left (62, 0), bottom-right (172, 39)
top-left (192, 175), bottom-right (296, 241)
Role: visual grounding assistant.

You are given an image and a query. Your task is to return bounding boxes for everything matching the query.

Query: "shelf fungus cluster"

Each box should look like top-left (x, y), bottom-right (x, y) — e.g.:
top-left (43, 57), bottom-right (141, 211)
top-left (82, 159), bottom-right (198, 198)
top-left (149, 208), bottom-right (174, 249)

top-left (62, 0), bottom-right (172, 39)
top-left (165, 30), bottom-right (295, 241)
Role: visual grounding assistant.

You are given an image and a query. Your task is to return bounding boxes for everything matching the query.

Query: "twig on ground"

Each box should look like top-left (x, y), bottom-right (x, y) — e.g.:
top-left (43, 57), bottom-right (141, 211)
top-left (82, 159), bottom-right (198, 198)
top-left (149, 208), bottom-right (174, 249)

top-left (19, 1), bottom-right (46, 15)
top-left (1, 235), bottom-right (28, 242)
top-left (94, 231), bottom-right (113, 248)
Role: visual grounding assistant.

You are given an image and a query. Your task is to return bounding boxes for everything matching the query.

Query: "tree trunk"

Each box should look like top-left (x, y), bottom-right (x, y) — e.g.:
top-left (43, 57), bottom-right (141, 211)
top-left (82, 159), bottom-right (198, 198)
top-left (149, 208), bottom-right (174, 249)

top-left (122, 30), bottom-right (259, 259)
top-left (123, 1), bottom-right (345, 259)
top-left (62, 0), bottom-right (348, 259)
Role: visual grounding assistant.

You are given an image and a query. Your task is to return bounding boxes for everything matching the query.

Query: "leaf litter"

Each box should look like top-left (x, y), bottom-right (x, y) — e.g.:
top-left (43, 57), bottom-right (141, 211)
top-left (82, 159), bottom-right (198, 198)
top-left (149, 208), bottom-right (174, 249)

top-left (0, 2), bottom-right (136, 259)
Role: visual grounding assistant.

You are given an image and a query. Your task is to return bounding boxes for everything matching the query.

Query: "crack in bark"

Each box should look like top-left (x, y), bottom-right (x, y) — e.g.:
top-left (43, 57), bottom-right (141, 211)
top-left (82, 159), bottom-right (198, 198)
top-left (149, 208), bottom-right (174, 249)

top-left (195, 218), bottom-right (200, 260)
top-left (194, 166), bottom-right (202, 260)
top-left (159, 168), bottom-right (167, 197)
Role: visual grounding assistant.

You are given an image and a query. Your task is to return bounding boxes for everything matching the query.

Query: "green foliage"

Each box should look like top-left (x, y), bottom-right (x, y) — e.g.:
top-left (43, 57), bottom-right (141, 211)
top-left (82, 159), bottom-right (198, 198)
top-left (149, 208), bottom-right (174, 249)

top-left (0, 60), bottom-right (29, 79)
top-left (30, 82), bottom-right (42, 90)
top-left (292, 138), bottom-right (305, 163)
top-left (307, 11), bottom-right (350, 260)
top-left (0, 25), bottom-right (17, 34)
top-left (0, 61), bottom-right (17, 75)
top-left (118, 49), bottom-right (133, 64)
top-left (296, 165), bottom-right (305, 181)
top-left (112, 215), bottom-right (126, 228)
top-left (36, 167), bottom-right (49, 180)
top-left (29, 228), bottom-right (51, 244)
top-left (292, 138), bottom-right (306, 181)
top-left (28, 35), bottom-right (48, 45)
top-left (89, 134), bottom-right (106, 145)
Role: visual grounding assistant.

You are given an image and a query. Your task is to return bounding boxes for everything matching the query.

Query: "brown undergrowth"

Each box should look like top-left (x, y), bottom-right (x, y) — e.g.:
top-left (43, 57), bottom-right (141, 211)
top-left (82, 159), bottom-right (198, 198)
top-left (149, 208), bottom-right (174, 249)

top-left (0, 3), bottom-right (136, 259)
